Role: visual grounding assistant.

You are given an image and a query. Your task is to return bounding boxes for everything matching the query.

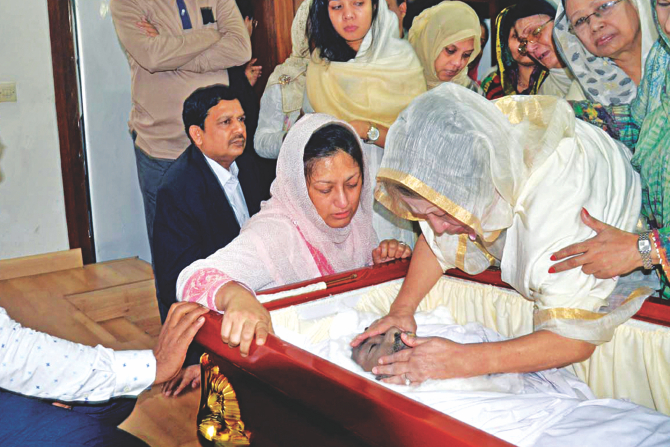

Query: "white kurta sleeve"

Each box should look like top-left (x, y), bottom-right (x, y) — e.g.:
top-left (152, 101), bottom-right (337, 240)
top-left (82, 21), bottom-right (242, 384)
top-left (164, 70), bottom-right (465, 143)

top-left (0, 307), bottom-right (155, 402)
top-left (501, 128), bottom-right (649, 345)
top-left (254, 85), bottom-right (300, 159)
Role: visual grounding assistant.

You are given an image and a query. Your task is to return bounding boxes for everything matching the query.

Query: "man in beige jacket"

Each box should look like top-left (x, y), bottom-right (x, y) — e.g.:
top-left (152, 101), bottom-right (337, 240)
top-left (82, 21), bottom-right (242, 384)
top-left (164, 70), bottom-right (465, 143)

top-left (110, 0), bottom-right (251, 250)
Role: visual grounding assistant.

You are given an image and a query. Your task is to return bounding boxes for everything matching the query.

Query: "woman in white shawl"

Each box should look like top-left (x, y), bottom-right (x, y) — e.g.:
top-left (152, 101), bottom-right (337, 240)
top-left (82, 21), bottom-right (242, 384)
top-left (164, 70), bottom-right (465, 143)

top-left (407, 1), bottom-right (483, 93)
top-left (554, 0), bottom-right (658, 105)
top-left (254, 1), bottom-right (311, 159)
top-left (176, 114), bottom-right (410, 359)
top-left (351, 84), bottom-right (654, 384)
top-left (304, 0), bottom-right (426, 247)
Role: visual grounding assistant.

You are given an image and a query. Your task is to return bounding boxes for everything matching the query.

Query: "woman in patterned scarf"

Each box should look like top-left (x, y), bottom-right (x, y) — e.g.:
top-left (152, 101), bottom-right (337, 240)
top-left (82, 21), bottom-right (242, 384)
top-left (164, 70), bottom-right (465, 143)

top-left (555, 0), bottom-right (670, 300)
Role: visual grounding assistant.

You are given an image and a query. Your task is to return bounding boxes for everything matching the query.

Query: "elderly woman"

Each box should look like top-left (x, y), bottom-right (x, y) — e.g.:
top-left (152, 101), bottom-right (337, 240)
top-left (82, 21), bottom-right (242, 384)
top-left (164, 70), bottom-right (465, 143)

top-left (482, 5), bottom-right (550, 99)
top-left (512, 0), bottom-right (586, 99)
top-left (350, 84), bottom-right (654, 383)
top-left (554, 0), bottom-right (658, 105)
top-left (305, 0), bottom-right (425, 246)
top-left (408, 1), bottom-right (482, 93)
top-left (553, 0), bottom-right (670, 300)
top-left (254, 1), bottom-right (311, 159)
top-left (176, 115), bottom-right (411, 360)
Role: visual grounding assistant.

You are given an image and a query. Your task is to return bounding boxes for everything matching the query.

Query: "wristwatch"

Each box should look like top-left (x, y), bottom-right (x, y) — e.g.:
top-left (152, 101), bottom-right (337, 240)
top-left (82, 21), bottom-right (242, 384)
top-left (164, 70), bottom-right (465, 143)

top-left (638, 232), bottom-right (654, 270)
top-left (364, 123), bottom-right (380, 144)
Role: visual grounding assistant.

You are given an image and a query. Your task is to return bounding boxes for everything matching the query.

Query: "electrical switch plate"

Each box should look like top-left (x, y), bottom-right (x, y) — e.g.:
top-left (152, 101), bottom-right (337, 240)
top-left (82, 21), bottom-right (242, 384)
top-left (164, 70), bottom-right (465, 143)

top-left (0, 82), bottom-right (17, 103)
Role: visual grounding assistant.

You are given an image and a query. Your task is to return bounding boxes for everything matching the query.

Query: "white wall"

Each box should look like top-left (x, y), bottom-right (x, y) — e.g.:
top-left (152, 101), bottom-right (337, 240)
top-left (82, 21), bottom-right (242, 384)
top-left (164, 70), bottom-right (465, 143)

top-left (73, 0), bottom-right (151, 263)
top-left (0, 0), bottom-right (70, 260)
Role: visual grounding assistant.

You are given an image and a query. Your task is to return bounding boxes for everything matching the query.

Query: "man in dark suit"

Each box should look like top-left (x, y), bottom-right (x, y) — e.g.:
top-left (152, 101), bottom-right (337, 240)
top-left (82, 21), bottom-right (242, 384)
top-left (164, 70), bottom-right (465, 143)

top-left (153, 85), bottom-right (268, 392)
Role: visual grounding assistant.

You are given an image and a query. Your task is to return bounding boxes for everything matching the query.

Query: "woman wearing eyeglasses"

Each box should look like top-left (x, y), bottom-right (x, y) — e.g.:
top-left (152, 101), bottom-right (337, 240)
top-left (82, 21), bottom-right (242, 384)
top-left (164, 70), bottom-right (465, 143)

top-left (552, 0), bottom-right (670, 301)
top-left (554, 0), bottom-right (658, 105)
top-left (481, 5), bottom-right (550, 100)
top-left (509, 0), bottom-right (587, 99)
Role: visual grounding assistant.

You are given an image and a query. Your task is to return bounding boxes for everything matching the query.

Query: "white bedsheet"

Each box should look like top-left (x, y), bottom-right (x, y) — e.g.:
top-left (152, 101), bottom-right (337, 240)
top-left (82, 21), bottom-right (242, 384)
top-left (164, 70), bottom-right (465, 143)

top-left (274, 306), bottom-right (670, 446)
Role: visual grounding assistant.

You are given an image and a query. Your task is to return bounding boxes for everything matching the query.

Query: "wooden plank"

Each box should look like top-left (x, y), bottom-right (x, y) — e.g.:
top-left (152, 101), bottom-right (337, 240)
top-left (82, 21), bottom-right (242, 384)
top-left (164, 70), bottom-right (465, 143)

top-left (0, 248), bottom-right (83, 281)
top-left (0, 280), bottom-right (116, 348)
top-left (0, 258), bottom-right (155, 348)
top-left (100, 317), bottom-right (156, 349)
top-left (65, 279), bottom-right (157, 323)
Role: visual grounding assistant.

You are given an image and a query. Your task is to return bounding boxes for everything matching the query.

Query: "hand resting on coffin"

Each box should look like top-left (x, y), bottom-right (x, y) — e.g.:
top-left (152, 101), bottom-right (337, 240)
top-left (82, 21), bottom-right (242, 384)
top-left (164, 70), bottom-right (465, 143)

top-left (372, 239), bottom-right (413, 265)
top-left (214, 281), bottom-right (274, 357)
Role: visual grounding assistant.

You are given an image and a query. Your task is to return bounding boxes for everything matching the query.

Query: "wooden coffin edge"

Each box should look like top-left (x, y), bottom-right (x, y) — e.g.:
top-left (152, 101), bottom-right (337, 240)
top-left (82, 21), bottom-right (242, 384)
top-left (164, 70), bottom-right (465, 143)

top-left (196, 314), bottom-right (512, 447)
top-left (195, 262), bottom-right (669, 447)
top-left (257, 261), bottom-right (670, 327)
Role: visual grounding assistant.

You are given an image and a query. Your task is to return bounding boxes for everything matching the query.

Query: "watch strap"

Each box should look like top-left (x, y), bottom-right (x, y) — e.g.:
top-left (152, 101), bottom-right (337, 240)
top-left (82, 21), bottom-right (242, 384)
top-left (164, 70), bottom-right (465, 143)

top-left (638, 232), bottom-right (654, 270)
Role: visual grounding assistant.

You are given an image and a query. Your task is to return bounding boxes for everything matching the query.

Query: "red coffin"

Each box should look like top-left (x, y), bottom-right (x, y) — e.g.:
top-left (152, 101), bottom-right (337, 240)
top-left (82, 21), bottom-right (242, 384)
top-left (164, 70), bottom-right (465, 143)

top-left (194, 260), bottom-right (670, 447)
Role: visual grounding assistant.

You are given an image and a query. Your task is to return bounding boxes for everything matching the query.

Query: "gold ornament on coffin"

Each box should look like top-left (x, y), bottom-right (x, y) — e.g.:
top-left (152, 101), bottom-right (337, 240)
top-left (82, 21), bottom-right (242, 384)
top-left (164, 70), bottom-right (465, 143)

top-left (197, 354), bottom-right (251, 446)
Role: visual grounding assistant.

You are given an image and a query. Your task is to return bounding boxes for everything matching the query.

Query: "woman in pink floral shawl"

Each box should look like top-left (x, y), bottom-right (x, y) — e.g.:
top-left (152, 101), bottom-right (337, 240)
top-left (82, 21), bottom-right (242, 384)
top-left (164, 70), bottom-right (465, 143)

top-left (175, 113), bottom-right (410, 358)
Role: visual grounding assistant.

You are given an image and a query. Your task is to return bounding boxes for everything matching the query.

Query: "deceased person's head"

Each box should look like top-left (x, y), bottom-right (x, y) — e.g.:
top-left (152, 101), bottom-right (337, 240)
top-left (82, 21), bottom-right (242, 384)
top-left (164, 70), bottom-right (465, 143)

top-left (351, 326), bottom-right (412, 378)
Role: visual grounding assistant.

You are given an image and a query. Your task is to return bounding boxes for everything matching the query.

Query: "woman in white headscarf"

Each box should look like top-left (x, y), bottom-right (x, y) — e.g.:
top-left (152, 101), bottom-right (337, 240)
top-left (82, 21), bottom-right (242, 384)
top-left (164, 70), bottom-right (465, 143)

top-left (254, 1), bottom-right (311, 159)
top-left (554, 0), bottom-right (658, 105)
top-left (177, 114), bottom-right (410, 357)
top-left (304, 0), bottom-right (426, 247)
top-left (351, 84), bottom-right (654, 384)
top-left (408, 1), bottom-right (483, 93)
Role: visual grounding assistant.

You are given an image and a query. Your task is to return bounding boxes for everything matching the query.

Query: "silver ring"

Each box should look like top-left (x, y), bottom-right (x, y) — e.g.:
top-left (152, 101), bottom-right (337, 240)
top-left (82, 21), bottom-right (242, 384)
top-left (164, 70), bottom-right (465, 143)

top-left (398, 242), bottom-right (406, 247)
top-left (404, 373), bottom-right (411, 386)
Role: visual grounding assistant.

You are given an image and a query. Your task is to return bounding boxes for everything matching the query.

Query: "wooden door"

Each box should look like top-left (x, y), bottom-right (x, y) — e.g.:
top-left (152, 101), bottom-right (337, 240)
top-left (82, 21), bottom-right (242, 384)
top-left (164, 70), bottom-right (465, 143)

top-left (251, 0), bottom-right (304, 97)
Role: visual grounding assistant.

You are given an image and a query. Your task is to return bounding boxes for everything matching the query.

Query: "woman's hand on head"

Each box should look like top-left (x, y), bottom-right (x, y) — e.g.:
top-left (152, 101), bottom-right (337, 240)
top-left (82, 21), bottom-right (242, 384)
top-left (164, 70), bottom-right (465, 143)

top-left (550, 208), bottom-right (642, 279)
top-left (217, 282), bottom-right (274, 357)
top-left (373, 334), bottom-right (475, 385)
top-left (372, 239), bottom-right (412, 265)
top-left (350, 310), bottom-right (417, 347)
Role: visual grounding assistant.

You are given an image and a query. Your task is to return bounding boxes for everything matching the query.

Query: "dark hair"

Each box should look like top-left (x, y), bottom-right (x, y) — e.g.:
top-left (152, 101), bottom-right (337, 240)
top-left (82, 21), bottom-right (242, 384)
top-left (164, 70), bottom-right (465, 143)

top-left (513, 0), bottom-right (557, 21)
top-left (182, 84), bottom-right (241, 144)
top-left (235, 0), bottom-right (254, 19)
top-left (498, 0), bottom-right (556, 57)
top-left (303, 124), bottom-right (365, 184)
top-left (307, 0), bottom-right (379, 62)
top-left (480, 18), bottom-right (490, 46)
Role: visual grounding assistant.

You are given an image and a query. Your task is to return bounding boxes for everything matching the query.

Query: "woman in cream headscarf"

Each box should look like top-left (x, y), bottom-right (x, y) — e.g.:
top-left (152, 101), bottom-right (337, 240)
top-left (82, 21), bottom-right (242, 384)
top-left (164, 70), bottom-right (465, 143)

top-left (351, 84), bottom-right (655, 383)
top-left (177, 114), bottom-right (411, 357)
top-left (304, 0), bottom-right (426, 246)
top-left (408, 1), bottom-right (482, 93)
top-left (254, 0), bottom-right (311, 159)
